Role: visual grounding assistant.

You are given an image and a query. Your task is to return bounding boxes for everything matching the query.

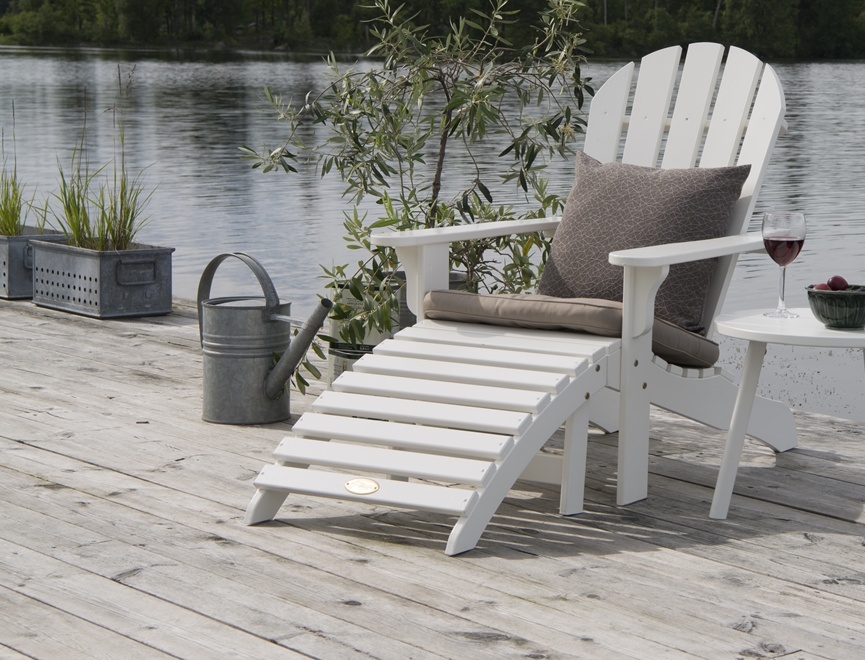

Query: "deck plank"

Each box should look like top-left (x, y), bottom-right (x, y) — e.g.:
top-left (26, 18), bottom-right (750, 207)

top-left (0, 583), bottom-right (170, 660)
top-left (3, 297), bottom-right (865, 659)
top-left (0, 536), bottom-right (304, 659)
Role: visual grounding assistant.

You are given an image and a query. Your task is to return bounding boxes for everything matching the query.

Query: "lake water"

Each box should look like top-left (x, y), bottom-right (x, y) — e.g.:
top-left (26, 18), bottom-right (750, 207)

top-left (2, 46), bottom-right (865, 422)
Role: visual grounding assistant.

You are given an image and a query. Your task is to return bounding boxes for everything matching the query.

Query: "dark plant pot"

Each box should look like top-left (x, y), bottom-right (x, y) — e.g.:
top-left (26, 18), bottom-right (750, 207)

top-left (807, 284), bottom-right (865, 329)
top-left (0, 227), bottom-right (67, 300)
top-left (326, 276), bottom-right (411, 386)
top-left (326, 270), bottom-right (467, 385)
top-left (31, 240), bottom-right (175, 318)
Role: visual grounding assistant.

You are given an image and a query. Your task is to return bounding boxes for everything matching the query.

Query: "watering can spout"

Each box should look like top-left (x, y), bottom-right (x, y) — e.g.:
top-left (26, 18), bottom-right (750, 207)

top-left (265, 298), bottom-right (333, 400)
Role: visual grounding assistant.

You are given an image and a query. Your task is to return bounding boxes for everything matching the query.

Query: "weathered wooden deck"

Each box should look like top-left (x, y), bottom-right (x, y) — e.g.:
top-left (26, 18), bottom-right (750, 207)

top-left (2, 297), bottom-right (864, 659)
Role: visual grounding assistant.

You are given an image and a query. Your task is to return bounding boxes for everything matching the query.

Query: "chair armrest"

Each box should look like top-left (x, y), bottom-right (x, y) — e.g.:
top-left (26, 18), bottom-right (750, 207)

top-left (370, 217), bottom-right (562, 248)
top-left (608, 234), bottom-right (764, 267)
top-left (370, 217), bottom-right (562, 316)
top-left (612, 234), bottom-right (764, 339)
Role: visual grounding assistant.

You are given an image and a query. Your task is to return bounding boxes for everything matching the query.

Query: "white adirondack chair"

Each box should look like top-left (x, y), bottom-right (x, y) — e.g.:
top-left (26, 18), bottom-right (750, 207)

top-left (245, 43), bottom-right (796, 555)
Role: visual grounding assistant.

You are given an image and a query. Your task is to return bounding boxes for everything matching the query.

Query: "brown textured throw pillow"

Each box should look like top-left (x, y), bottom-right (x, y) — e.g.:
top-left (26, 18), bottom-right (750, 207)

top-left (538, 151), bottom-right (751, 334)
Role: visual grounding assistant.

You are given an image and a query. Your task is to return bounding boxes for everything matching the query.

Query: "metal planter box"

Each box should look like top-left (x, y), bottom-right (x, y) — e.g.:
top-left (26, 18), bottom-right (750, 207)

top-left (0, 228), bottom-right (67, 299)
top-left (31, 240), bottom-right (175, 318)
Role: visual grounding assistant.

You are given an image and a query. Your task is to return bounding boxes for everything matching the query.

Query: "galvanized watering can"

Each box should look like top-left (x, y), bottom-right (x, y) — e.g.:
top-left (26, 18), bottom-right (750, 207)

top-left (197, 252), bottom-right (331, 425)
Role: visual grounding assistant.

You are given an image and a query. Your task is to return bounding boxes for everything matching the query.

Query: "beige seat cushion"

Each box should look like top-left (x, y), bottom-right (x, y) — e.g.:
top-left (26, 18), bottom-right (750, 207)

top-left (538, 151), bottom-right (750, 334)
top-left (424, 290), bottom-right (719, 369)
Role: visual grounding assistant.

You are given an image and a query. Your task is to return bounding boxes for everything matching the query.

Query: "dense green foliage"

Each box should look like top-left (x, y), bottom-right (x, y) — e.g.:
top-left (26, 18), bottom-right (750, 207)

top-left (582, 0), bottom-right (865, 58)
top-left (1, 0), bottom-right (863, 58)
top-left (244, 0), bottom-right (589, 351)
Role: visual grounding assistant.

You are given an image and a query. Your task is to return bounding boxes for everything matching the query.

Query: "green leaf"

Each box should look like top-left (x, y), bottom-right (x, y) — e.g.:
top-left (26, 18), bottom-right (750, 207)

top-left (348, 279), bottom-right (363, 301)
top-left (476, 179), bottom-right (493, 203)
top-left (303, 360), bottom-right (322, 380)
top-left (369, 216), bottom-right (401, 229)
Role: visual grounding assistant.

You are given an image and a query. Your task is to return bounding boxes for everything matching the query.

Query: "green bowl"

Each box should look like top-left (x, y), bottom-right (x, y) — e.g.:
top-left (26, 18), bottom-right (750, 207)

top-left (806, 285), bottom-right (865, 329)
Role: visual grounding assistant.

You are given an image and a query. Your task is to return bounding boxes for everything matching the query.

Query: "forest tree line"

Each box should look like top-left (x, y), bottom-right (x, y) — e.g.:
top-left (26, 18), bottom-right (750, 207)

top-left (1, 0), bottom-right (864, 59)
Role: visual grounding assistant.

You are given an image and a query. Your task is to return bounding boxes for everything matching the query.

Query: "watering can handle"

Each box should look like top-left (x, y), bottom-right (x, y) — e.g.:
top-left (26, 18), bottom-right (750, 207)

top-left (196, 252), bottom-right (282, 346)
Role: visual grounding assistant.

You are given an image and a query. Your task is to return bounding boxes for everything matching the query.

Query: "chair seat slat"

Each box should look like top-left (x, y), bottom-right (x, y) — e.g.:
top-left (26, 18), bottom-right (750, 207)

top-left (254, 464), bottom-right (478, 516)
top-left (352, 353), bottom-right (569, 393)
top-left (332, 371), bottom-right (552, 414)
top-left (374, 339), bottom-right (584, 376)
top-left (293, 412), bottom-right (514, 460)
top-left (312, 390), bottom-right (533, 436)
top-left (274, 437), bottom-right (497, 486)
top-left (397, 320), bottom-right (614, 362)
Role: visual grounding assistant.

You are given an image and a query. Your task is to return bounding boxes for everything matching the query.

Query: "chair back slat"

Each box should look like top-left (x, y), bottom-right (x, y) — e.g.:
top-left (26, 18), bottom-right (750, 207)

top-left (622, 45), bottom-right (681, 166)
top-left (735, 63), bottom-right (787, 230)
top-left (661, 43), bottom-right (724, 168)
top-left (700, 46), bottom-right (762, 169)
top-left (583, 62), bottom-right (634, 164)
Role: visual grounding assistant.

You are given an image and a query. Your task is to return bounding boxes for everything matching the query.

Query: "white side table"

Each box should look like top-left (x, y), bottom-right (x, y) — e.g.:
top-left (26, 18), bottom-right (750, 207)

top-left (711, 308), bottom-right (865, 519)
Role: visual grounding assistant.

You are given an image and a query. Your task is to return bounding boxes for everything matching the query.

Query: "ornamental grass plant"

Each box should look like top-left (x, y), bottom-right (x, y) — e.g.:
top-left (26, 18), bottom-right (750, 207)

top-left (49, 67), bottom-right (152, 252)
top-left (0, 160), bottom-right (29, 237)
top-left (0, 107), bottom-right (37, 237)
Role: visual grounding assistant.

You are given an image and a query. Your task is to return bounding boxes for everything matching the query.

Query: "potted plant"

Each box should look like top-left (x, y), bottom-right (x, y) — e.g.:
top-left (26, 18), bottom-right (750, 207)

top-left (244, 0), bottom-right (591, 358)
top-left (30, 70), bottom-right (174, 318)
top-left (0, 110), bottom-right (66, 300)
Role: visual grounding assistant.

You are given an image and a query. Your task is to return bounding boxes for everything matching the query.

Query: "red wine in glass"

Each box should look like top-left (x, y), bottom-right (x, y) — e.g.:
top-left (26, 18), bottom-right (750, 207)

top-left (764, 237), bottom-right (805, 267)
top-left (762, 212), bottom-right (806, 318)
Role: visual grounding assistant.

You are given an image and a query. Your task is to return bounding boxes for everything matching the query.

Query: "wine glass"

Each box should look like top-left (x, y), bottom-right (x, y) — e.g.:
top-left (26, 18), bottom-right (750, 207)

top-left (762, 211), bottom-right (806, 318)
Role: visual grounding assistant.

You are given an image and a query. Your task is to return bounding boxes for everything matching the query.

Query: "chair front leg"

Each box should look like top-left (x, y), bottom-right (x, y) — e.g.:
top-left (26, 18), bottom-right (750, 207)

top-left (617, 263), bottom-right (668, 505)
top-left (560, 405), bottom-right (590, 515)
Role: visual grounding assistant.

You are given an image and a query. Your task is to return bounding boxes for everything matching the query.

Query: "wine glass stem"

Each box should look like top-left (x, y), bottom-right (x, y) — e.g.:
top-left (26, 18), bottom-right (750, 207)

top-left (777, 266), bottom-right (787, 312)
